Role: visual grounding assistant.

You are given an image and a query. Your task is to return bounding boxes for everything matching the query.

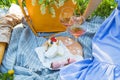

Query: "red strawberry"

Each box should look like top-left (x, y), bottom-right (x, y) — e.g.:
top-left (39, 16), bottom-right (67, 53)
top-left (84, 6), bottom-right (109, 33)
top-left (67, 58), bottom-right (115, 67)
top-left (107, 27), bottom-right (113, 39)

top-left (51, 37), bottom-right (57, 42)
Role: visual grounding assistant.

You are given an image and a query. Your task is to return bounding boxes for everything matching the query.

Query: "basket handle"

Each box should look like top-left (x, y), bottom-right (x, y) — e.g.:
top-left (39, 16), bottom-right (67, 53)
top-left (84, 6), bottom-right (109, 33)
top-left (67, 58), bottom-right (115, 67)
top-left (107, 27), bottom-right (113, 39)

top-left (18, 0), bottom-right (38, 36)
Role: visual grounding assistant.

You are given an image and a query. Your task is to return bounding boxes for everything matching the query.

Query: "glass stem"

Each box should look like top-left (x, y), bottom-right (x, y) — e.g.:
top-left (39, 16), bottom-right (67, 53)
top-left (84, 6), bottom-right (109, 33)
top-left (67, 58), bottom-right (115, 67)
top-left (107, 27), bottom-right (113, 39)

top-left (74, 36), bottom-right (78, 42)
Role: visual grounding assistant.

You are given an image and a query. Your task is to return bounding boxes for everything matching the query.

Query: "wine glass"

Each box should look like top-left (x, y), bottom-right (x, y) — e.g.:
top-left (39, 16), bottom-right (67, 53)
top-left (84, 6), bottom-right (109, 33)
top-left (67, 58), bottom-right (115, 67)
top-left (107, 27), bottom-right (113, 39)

top-left (68, 23), bottom-right (86, 41)
top-left (59, 7), bottom-right (74, 27)
top-left (60, 7), bottom-right (86, 41)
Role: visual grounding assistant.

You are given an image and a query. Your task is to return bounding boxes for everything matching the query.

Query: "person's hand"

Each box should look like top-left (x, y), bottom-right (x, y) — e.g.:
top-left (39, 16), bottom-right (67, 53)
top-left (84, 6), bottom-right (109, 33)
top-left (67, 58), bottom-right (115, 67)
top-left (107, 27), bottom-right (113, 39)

top-left (71, 16), bottom-right (85, 25)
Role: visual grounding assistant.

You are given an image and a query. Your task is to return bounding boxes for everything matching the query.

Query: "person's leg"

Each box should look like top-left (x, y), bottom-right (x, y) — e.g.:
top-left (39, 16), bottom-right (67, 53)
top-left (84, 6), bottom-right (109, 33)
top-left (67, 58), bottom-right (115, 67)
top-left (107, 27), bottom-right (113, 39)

top-left (0, 43), bottom-right (6, 65)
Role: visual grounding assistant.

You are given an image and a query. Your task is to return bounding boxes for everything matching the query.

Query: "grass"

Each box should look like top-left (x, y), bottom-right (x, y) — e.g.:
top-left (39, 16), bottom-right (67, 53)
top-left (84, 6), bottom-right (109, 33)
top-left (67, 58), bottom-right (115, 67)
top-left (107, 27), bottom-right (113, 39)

top-left (0, 0), bottom-right (117, 18)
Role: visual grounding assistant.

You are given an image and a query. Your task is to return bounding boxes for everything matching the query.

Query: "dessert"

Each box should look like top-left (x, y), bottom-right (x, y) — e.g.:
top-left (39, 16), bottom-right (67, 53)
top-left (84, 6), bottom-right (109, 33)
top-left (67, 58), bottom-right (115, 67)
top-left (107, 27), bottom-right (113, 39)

top-left (35, 37), bottom-right (83, 70)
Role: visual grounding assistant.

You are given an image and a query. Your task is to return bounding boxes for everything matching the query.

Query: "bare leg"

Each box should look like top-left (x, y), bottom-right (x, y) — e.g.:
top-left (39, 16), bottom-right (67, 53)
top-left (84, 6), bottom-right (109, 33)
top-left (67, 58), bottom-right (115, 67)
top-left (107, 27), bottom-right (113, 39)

top-left (0, 42), bottom-right (6, 65)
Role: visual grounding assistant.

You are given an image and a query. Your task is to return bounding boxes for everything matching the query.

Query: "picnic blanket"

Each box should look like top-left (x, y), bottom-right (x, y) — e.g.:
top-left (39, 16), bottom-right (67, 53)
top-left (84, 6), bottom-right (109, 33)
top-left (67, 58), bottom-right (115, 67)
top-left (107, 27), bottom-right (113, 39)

top-left (0, 16), bottom-right (104, 80)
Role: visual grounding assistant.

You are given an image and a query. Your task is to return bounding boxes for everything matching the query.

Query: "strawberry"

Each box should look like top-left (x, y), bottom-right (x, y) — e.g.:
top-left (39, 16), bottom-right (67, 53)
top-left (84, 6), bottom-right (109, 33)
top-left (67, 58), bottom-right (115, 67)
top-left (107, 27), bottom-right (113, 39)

top-left (51, 37), bottom-right (57, 42)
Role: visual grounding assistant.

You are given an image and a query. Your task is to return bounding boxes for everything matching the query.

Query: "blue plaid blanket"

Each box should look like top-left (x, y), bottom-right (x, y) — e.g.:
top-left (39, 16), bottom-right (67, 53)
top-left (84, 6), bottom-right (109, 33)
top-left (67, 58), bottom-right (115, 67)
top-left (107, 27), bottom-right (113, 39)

top-left (0, 17), bottom-right (104, 80)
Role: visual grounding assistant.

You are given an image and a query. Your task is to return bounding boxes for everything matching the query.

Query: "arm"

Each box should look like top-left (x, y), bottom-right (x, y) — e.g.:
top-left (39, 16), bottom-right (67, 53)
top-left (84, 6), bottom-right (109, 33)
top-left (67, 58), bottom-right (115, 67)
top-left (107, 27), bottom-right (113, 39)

top-left (83, 0), bottom-right (103, 20)
top-left (0, 4), bottom-right (23, 65)
top-left (78, 0), bottom-right (103, 24)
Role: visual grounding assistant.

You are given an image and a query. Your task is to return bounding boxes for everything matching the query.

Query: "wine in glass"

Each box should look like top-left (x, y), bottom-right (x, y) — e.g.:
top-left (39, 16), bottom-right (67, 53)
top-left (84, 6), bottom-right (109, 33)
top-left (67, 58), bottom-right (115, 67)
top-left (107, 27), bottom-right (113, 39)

top-left (68, 20), bottom-right (86, 41)
top-left (60, 7), bottom-right (86, 41)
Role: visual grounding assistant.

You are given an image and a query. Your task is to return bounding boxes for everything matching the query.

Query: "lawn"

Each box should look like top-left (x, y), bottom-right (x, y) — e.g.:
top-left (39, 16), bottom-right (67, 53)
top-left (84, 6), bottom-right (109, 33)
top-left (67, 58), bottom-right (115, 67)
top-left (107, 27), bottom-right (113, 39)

top-left (0, 0), bottom-right (117, 18)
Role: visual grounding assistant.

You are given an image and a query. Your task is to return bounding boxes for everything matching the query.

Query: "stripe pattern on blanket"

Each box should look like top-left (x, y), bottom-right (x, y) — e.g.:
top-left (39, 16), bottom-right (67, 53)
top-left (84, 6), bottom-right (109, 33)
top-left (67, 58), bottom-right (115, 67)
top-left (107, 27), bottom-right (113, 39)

top-left (0, 17), bottom-right (103, 80)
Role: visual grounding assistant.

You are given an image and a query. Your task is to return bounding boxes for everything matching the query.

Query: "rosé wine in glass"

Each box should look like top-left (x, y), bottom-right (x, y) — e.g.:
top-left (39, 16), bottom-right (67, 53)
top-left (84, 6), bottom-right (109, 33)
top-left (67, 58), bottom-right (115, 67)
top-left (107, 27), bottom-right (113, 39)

top-left (68, 23), bottom-right (86, 41)
top-left (59, 7), bottom-right (86, 41)
top-left (69, 27), bottom-right (85, 38)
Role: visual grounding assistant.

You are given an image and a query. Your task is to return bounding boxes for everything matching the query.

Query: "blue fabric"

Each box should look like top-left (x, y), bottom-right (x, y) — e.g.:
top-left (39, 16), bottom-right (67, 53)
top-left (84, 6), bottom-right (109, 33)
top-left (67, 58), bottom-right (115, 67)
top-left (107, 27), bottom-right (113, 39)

top-left (60, 1), bottom-right (120, 80)
top-left (0, 17), bottom-right (103, 79)
top-left (116, 0), bottom-right (120, 6)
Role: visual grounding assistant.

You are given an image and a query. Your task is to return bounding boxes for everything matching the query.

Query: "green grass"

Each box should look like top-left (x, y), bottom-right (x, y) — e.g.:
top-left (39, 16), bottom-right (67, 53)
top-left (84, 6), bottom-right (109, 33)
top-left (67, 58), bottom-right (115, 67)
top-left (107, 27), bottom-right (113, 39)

top-left (92, 0), bottom-right (117, 18)
top-left (0, 0), bottom-right (18, 8)
top-left (76, 0), bottom-right (117, 18)
top-left (0, 0), bottom-right (117, 18)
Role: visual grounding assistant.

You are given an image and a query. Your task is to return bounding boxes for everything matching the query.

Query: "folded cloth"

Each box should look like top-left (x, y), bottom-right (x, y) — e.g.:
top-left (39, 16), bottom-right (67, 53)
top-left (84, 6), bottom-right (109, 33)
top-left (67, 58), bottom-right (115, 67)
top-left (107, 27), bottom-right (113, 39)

top-left (0, 4), bottom-right (23, 44)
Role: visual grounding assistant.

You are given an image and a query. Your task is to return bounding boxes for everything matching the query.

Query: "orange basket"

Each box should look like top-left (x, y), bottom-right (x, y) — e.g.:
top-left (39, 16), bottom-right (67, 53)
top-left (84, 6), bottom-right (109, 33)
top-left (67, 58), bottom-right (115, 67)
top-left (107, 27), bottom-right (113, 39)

top-left (18, 0), bottom-right (76, 36)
